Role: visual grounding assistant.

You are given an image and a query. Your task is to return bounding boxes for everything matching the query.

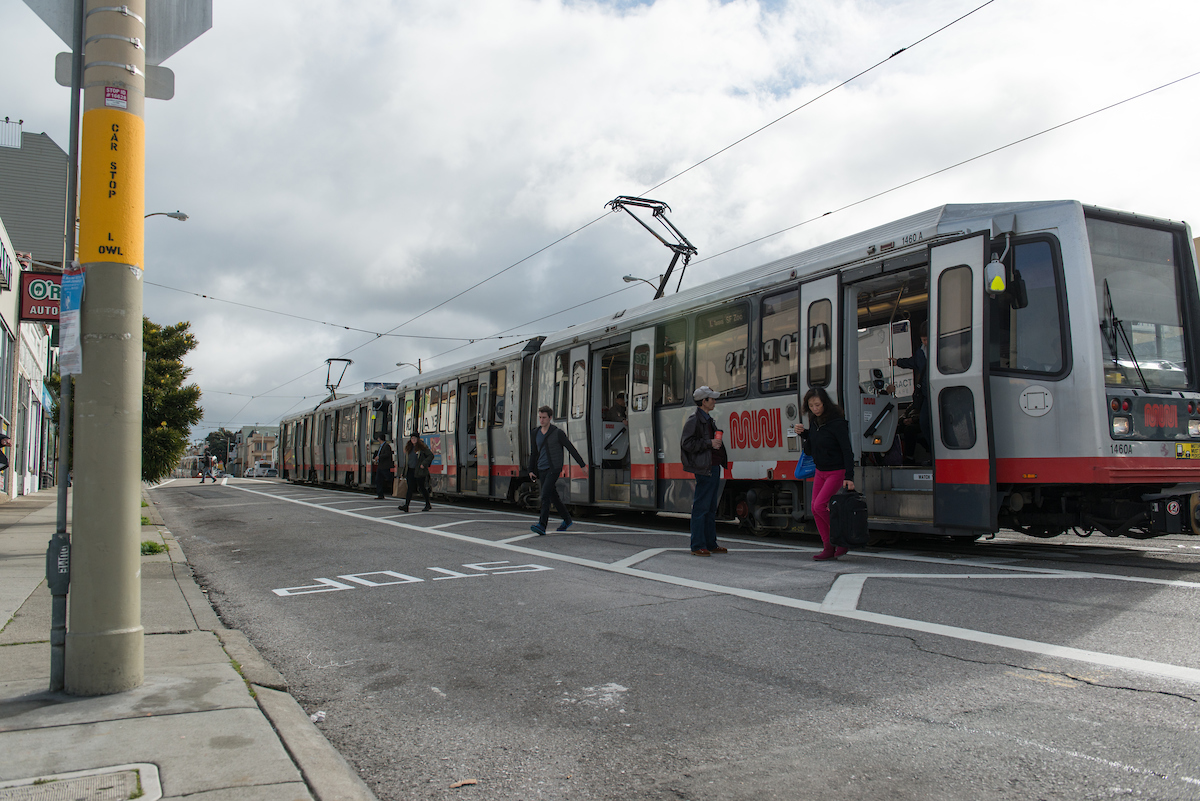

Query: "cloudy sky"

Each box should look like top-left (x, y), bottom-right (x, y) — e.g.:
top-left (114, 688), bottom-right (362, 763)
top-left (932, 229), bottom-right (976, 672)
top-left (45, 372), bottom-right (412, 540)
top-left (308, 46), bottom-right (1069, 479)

top-left (4, 0), bottom-right (1199, 435)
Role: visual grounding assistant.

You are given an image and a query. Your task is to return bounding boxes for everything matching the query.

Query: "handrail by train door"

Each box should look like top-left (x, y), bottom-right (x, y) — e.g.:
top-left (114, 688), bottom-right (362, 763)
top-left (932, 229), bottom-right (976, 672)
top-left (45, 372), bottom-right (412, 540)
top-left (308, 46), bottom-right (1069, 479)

top-left (476, 371), bottom-right (490, 496)
top-left (628, 327), bottom-right (656, 508)
top-left (928, 232), bottom-right (997, 532)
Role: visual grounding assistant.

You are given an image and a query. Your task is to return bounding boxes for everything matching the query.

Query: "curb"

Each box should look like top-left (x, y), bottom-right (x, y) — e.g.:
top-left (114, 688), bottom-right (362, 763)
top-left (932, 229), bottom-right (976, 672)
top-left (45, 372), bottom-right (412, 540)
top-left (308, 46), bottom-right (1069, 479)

top-left (144, 488), bottom-right (378, 801)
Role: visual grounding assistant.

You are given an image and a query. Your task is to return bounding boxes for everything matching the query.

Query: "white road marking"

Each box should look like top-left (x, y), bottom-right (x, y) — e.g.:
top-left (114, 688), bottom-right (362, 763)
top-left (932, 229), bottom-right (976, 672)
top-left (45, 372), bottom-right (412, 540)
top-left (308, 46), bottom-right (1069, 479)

top-left (229, 485), bottom-right (1200, 685)
top-left (342, 505), bottom-right (392, 513)
top-left (431, 519), bottom-right (518, 529)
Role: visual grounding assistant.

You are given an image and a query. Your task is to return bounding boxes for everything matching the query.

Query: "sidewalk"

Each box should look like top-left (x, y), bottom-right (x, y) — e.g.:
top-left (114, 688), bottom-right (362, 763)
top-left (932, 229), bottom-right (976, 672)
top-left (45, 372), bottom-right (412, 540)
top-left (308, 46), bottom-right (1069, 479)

top-left (0, 489), bottom-right (377, 801)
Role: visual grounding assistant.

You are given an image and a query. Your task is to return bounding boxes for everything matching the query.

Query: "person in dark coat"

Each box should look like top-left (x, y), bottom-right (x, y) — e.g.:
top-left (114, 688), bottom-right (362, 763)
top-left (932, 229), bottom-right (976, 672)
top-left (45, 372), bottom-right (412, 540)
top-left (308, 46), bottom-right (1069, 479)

top-left (399, 432), bottom-right (434, 512)
top-left (680, 386), bottom-right (729, 556)
top-left (890, 320), bottom-right (931, 464)
top-left (527, 405), bottom-right (586, 535)
top-left (793, 386), bottom-right (855, 561)
top-left (372, 433), bottom-right (394, 500)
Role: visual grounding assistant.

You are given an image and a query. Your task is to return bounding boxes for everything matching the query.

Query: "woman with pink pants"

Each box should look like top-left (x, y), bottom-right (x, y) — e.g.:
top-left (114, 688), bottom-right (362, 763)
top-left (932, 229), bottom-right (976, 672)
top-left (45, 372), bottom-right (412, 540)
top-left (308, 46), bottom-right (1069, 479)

top-left (794, 387), bottom-right (855, 561)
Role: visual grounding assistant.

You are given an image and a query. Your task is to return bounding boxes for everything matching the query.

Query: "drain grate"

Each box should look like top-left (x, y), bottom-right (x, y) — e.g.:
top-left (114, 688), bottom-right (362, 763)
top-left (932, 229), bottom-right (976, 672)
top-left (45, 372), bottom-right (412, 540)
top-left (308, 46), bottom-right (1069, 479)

top-left (0, 765), bottom-right (160, 801)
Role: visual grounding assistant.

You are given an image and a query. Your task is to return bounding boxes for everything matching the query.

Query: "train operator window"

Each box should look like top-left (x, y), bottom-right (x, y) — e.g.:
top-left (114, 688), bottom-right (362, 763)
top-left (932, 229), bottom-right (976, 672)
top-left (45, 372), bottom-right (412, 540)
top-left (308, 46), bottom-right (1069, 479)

top-left (554, 352), bottom-right (570, 419)
top-left (571, 359), bottom-right (587, 419)
top-left (988, 239), bottom-right (1066, 376)
top-left (937, 266), bottom-right (972, 375)
top-left (655, 319), bottom-right (687, 406)
top-left (807, 299), bottom-right (832, 387)
top-left (1088, 217), bottom-right (1189, 390)
top-left (761, 290), bottom-right (799, 393)
top-left (696, 305), bottom-right (748, 398)
top-left (426, 385), bottom-right (440, 431)
top-left (445, 383), bottom-right (456, 433)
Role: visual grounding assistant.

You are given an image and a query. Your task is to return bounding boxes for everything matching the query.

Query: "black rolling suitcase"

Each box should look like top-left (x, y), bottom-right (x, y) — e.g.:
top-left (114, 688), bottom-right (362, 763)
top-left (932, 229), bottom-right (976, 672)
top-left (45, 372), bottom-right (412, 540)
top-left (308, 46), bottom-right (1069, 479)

top-left (828, 489), bottom-right (870, 548)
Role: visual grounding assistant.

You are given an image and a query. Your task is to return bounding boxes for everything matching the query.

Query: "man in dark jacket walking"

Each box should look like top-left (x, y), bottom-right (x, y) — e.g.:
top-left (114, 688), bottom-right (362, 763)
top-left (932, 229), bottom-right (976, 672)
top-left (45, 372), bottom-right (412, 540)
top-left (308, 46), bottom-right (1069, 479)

top-left (681, 386), bottom-right (729, 556)
top-left (527, 405), bottom-right (586, 535)
top-left (372, 433), bottom-right (394, 500)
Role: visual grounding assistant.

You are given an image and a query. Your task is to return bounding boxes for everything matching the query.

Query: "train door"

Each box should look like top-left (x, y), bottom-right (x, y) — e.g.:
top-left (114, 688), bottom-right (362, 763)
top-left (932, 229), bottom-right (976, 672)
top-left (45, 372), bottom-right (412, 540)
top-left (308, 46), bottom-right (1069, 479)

top-left (358, 404), bottom-right (369, 485)
top-left (445, 380), bottom-right (459, 493)
top-left (800, 275), bottom-right (841, 408)
top-left (565, 345), bottom-right (591, 503)
top-left (475, 371), bottom-right (490, 496)
top-left (928, 233), bottom-right (997, 532)
top-left (321, 412), bottom-right (334, 482)
top-left (628, 328), bottom-right (656, 507)
top-left (460, 379), bottom-right (478, 493)
top-left (592, 344), bottom-right (631, 503)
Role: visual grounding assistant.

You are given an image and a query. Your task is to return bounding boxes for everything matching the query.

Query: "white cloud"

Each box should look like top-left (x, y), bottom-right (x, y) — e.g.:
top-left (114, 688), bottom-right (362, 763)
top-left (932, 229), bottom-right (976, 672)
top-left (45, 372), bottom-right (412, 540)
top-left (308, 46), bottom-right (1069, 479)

top-left (2, 0), bottom-right (1198, 431)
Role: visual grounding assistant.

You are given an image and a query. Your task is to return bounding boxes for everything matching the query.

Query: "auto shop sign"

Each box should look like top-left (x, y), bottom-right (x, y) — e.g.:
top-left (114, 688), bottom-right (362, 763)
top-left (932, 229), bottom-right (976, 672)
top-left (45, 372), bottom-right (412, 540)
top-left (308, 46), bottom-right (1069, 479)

top-left (19, 273), bottom-right (61, 322)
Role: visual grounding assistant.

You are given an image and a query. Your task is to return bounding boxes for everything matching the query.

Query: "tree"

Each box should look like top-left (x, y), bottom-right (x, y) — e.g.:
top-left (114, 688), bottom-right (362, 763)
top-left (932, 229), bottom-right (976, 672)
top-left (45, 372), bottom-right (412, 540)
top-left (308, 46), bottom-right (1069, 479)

top-left (142, 318), bottom-right (203, 482)
top-left (205, 428), bottom-right (236, 464)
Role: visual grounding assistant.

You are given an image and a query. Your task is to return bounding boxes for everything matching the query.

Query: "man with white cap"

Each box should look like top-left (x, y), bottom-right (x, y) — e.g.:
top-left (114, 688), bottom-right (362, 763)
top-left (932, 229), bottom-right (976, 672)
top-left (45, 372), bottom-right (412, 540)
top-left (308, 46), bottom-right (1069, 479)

top-left (680, 386), bottom-right (729, 556)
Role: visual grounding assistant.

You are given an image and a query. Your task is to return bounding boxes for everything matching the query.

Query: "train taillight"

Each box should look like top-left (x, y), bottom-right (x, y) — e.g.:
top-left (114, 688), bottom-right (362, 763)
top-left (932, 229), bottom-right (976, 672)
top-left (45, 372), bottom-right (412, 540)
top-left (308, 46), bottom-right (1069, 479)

top-left (1121, 399), bottom-right (1131, 412)
top-left (1111, 398), bottom-right (1120, 411)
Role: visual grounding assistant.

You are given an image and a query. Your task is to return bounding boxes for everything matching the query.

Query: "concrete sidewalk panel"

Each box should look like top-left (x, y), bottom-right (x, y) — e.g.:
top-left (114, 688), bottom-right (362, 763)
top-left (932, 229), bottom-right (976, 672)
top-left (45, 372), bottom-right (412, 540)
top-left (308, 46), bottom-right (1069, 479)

top-left (161, 783), bottom-right (313, 801)
top-left (0, 662), bottom-right (256, 732)
top-left (142, 561), bottom-right (207, 634)
top-left (0, 632), bottom-right (230, 685)
top-left (0, 581), bottom-right (50, 645)
top-left (173, 562), bottom-right (224, 631)
top-left (0, 707), bottom-right (306, 796)
top-left (216, 629), bottom-right (287, 691)
top-left (0, 496), bottom-right (58, 628)
top-left (254, 686), bottom-right (378, 801)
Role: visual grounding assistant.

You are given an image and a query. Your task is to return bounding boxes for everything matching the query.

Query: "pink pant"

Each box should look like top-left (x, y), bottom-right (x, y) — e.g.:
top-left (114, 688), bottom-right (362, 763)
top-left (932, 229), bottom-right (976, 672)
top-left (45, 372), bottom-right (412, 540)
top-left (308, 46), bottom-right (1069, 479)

top-left (811, 468), bottom-right (845, 547)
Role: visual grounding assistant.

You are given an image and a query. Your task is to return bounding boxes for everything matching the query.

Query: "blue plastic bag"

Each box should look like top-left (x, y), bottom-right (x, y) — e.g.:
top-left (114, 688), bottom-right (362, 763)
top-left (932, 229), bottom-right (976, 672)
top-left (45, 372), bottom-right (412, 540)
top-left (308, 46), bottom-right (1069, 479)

top-left (794, 450), bottom-right (815, 480)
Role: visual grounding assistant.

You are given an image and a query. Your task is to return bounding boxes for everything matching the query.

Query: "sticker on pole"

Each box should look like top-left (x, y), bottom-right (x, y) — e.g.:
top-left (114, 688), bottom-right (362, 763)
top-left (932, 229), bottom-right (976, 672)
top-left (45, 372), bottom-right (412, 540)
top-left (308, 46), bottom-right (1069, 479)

top-left (104, 87), bottom-right (128, 109)
top-left (59, 266), bottom-right (85, 376)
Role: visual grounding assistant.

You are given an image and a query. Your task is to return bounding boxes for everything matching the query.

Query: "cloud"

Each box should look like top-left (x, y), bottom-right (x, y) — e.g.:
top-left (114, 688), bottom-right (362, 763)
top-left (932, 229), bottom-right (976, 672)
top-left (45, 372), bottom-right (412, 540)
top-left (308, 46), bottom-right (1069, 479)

top-left (3, 0), bottom-right (1199, 432)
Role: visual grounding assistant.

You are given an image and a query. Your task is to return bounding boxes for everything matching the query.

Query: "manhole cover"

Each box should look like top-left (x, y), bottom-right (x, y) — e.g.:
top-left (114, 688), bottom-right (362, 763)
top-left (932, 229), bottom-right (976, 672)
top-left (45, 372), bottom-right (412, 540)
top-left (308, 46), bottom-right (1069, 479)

top-left (0, 765), bottom-right (160, 801)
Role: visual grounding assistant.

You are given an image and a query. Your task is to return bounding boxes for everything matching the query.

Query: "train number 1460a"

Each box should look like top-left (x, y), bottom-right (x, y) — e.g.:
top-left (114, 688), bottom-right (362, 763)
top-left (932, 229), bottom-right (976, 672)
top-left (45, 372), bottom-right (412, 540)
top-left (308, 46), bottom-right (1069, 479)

top-left (1110, 443), bottom-right (1133, 455)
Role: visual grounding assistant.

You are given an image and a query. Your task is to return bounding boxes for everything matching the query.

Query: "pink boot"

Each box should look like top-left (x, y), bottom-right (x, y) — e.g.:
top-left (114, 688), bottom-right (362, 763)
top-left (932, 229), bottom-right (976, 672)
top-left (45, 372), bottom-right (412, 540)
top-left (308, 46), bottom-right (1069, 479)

top-left (834, 547), bottom-right (848, 558)
top-left (812, 545), bottom-right (836, 561)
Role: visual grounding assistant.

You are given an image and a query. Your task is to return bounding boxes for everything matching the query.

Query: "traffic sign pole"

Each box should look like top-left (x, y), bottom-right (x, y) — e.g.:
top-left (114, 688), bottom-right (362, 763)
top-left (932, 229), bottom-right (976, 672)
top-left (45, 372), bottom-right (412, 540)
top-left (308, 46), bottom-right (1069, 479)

top-left (64, 0), bottom-right (147, 695)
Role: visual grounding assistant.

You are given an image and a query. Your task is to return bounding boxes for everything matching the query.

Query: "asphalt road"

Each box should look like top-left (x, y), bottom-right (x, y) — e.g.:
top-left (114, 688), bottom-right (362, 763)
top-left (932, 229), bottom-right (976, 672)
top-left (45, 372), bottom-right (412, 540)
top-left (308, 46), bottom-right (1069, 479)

top-left (149, 478), bottom-right (1200, 801)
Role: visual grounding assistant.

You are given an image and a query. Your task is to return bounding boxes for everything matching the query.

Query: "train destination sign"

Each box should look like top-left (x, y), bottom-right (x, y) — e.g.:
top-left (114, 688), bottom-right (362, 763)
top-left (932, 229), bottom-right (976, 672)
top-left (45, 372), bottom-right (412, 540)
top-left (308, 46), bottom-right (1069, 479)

top-left (19, 272), bottom-right (61, 322)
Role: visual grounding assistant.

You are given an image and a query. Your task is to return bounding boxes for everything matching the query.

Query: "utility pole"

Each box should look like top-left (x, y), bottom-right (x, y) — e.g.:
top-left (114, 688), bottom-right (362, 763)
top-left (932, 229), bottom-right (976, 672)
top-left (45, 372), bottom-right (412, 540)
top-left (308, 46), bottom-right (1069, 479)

top-left (63, 0), bottom-right (150, 695)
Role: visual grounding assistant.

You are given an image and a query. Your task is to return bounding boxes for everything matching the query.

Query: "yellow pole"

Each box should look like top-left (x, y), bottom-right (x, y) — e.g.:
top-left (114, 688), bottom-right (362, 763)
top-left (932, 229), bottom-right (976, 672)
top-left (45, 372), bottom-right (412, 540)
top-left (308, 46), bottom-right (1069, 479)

top-left (65, 0), bottom-right (146, 695)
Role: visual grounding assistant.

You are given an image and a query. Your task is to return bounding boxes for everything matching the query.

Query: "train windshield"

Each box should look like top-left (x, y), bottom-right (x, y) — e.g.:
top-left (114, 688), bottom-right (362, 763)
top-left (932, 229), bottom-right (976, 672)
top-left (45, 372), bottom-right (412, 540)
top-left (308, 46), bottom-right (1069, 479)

top-left (1088, 218), bottom-right (1188, 389)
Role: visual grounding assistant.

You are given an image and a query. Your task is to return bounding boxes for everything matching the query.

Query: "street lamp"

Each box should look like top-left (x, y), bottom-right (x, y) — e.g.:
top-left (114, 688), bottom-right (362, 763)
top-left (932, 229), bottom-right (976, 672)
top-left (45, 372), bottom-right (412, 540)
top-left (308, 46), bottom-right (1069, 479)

top-left (145, 210), bottom-right (188, 221)
top-left (396, 360), bottom-right (422, 374)
top-left (623, 274), bottom-right (662, 291)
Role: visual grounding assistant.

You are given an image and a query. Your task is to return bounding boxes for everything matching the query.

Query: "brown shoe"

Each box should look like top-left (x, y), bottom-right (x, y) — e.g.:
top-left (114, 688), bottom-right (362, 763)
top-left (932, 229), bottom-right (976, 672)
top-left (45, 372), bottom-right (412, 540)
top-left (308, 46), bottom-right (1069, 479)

top-left (710, 546), bottom-right (728, 554)
top-left (691, 549), bottom-right (711, 557)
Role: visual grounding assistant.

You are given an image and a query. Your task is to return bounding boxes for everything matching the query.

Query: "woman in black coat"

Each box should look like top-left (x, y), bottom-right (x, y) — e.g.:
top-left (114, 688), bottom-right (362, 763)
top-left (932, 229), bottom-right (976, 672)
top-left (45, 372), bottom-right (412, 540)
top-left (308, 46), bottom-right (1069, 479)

top-left (399, 433), bottom-right (434, 512)
top-left (794, 386), bottom-right (855, 560)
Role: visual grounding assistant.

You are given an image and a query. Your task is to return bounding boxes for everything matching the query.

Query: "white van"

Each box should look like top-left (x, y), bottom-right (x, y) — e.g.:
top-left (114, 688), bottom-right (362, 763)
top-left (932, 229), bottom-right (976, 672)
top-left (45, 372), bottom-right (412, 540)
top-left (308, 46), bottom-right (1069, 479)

top-left (245, 461), bottom-right (276, 478)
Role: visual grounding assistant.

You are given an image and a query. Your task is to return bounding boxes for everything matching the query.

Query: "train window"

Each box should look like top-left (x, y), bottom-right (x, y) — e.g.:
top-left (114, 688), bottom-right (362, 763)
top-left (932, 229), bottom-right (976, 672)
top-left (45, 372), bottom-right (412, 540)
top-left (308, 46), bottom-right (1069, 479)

top-left (1088, 218), bottom-right (1188, 389)
top-left (807, 299), bottom-right (832, 387)
top-left (491, 369), bottom-right (506, 427)
top-left (761, 290), bottom-right (799, 393)
top-left (937, 266), bottom-right (972, 375)
top-left (338, 409), bottom-right (355, 442)
top-left (988, 239), bottom-right (1066, 376)
top-left (632, 345), bottom-right (650, 412)
top-left (426, 385), bottom-right (440, 432)
top-left (696, 305), bottom-right (748, 398)
top-left (403, 391), bottom-right (416, 436)
top-left (440, 383), bottom-right (450, 433)
top-left (446, 383), bottom-right (457, 433)
top-left (655, 319), bottom-right (687, 406)
top-left (554, 352), bottom-right (570, 419)
top-left (477, 382), bottom-right (488, 431)
top-left (939, 385), bottom-right (977, 449)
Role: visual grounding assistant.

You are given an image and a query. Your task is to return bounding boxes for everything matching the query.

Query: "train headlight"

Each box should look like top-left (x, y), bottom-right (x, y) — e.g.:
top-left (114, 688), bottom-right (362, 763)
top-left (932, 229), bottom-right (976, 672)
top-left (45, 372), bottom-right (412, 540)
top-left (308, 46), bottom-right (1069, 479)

top-left (1190, 419), bottom-right (1200, 438)
top-left (1112, 416), bottom-right (1131, 436)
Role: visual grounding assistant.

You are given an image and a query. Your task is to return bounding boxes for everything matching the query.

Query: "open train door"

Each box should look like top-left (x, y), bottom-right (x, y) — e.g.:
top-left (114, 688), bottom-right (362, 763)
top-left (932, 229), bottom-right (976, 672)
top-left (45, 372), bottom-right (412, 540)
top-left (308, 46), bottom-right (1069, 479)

top-left (928, 233), bottom-right (997, 533)
top-left (628, 328), bottom-right (656, 508)
top-left (565, 344), bottom-right (592, 503)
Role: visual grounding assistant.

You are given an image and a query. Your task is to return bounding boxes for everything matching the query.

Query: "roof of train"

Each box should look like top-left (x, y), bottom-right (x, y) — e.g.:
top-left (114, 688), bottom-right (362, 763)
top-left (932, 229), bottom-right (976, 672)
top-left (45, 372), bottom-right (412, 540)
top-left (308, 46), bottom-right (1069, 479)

top-left (278, 385), bottom-right (392, 423)
top-left (394, 199), bottom-right (1099, 392)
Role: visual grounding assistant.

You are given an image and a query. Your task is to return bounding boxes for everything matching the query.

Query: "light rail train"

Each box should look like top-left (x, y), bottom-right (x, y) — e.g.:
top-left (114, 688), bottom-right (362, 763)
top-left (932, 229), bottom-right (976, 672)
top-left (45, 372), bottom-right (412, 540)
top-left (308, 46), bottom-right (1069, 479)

top-left (281, 200), bottom-right (1200, 540)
